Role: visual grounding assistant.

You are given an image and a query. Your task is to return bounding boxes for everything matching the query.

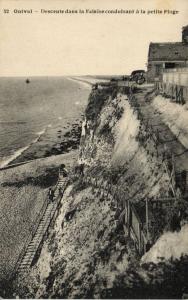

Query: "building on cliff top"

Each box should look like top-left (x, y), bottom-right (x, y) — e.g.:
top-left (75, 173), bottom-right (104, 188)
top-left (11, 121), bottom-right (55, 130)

top-left (147, 25), bottom-right (188, 82)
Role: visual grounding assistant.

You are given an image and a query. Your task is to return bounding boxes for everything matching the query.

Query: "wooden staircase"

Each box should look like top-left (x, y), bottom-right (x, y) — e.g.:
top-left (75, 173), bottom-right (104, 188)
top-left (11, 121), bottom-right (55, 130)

top-left (16, 175), bottom-right (68, 275)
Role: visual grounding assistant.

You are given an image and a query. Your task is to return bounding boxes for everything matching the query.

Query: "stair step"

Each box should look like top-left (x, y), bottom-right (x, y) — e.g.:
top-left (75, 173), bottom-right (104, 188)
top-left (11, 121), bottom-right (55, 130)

top-left (22, 256), bottom-right (33, 262)
top-left (18, 266), bottom-right (28, 270)
top-left (32, 238), bottom-right (41, 243)
top-left (45, 212), bottom-right (51, 217)
top-left (37, 224), bottom-right (46, 229)
top-left (26, 249), bottom-right (39, 255)
top-left (27, 246), bottom-right (35, 250)
top-left (21, 264), bottom-right (31, 268)
top-left (34, 233), bottom-right (44, 238)
top-left (23, 253), bottom-right (33, 258)
top-left (45, 211), bottom-right (52, 215)
top-left (31, 241), bottom-right (41, 247)
top-left (27, 245), bottom-right (39, 251)
top-left (41, 218), bottom-right (48, 221)
top-left (36, 230), bottom-right (44, 235)
top-left (37, 224), bottom-right (45, 228)
top-left (18, 268), bottom-right (28, 272)
top-left (41, 220), bottom-right (49, 225)
top-left (18, 264), bottom-right (27, 268)
top-left (23, 257), bottom-right (33, 262)
top-left (27, 243), bottom-right (39, 247)
top-left (33, 233), bottom-right (42, 238)
top-left (21, 260), bottom-right (32, 265)
top-left (36, 226), bottom-right (45, 230)
top-left (22, 256), bottom-right (32, 262)
top-left (29, 242), bottom-right (38, 247)
top-left (27, 244), bottom-right (37, 248)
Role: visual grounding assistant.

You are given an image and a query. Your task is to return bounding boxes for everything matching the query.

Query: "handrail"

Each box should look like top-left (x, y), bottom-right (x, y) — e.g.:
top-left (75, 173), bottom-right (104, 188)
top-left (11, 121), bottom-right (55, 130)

top-left (163, 67), bottom-right (188, 73)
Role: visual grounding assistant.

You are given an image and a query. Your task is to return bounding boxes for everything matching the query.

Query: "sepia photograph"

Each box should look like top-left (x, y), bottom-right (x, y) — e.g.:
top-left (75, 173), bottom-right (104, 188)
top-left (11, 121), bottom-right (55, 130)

top-left (0, 0), bottom-right (188, 298)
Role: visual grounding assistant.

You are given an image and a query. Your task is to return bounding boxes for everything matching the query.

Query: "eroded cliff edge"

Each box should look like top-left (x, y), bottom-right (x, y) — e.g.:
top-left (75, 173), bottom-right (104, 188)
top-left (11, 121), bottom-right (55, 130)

top-left (11, 84), bottom-right (188, 299)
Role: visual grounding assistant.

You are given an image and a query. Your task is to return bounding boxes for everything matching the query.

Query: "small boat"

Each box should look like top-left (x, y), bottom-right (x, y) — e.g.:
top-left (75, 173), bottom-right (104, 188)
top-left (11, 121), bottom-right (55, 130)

top-left (25, 79), bottom-right (30, 84)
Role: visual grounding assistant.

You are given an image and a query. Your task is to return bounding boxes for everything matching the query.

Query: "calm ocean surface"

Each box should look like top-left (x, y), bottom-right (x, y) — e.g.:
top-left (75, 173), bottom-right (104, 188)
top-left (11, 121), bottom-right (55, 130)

top-left (0, 77), bottom-right (90, 167)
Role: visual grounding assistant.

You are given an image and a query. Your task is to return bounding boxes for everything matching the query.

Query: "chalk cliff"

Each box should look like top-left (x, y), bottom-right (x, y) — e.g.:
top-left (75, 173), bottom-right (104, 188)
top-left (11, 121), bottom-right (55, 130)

top-left (13, 84), bottom-right (188, 299)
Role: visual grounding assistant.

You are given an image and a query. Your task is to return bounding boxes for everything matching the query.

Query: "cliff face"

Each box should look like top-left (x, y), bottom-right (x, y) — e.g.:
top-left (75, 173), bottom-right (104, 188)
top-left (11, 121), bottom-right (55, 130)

top-left (13, 85), bottom-right (188, 299)
top-left (81, 88), bottom-right (170, 199)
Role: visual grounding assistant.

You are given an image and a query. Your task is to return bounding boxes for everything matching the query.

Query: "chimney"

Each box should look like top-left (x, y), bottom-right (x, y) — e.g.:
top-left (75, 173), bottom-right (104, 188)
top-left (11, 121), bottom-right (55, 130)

top-left (182, 25), bottom-right (188, 44)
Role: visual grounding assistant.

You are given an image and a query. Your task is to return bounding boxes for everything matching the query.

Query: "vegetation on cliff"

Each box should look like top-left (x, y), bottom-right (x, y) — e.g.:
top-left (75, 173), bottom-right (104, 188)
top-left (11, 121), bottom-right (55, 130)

top-left (6, 86), bottom-right (188, 299)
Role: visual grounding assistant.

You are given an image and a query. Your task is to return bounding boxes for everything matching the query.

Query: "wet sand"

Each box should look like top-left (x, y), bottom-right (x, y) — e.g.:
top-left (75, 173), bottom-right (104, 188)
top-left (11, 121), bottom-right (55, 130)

top-left (11, 117), bottom-right (83, 164)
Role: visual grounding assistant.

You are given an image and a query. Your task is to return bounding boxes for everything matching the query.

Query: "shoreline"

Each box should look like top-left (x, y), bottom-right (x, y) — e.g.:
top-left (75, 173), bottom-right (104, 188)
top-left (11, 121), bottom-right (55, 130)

top-left (0, 127), bottom-right (48, 169)
top-left (7, 117), bottom-right (83, 167)
top-left (0, 76), bottom-right (92, 170)
top-left (68, 75), bottom-right (110, 87)
top-left (0, 118), bottom-right (82, 169)
top-left (68, 76), bottom-right (93, 87)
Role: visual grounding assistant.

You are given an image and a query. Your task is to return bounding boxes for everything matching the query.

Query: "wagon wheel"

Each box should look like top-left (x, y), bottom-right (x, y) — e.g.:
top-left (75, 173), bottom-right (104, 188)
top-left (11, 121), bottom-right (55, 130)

top-left (136, 75), bottom-right (145, 85)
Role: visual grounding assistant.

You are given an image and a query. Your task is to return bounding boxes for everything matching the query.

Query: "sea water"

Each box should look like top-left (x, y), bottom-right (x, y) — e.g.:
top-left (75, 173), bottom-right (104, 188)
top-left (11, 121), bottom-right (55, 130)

top-left (0, 77), bottom-right (90, 167)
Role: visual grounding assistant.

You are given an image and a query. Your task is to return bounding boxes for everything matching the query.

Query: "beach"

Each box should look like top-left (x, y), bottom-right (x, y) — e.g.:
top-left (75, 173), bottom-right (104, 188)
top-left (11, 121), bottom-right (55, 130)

top-left (0, 76), bottom-right (91, 282)
top-left (0, 151), bottom-right (78, 282)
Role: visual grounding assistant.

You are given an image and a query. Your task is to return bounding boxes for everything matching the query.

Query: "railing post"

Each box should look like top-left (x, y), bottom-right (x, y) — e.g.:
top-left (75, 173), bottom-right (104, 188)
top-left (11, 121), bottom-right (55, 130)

top-left (138, 222), bottom-right (142, 254)
top-left (145, 198), bottom-right (149, 240)
top-left (127, 200), bottom-right (131, 237)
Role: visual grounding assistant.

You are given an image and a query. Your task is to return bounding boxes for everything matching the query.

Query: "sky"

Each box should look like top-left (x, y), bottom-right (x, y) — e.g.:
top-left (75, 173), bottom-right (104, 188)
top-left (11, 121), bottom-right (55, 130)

top-left (0, 0), bottom-right (188, 76)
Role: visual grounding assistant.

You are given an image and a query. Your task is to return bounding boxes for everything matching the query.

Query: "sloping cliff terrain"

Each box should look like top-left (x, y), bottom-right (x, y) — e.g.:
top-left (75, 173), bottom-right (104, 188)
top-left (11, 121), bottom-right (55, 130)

top-left (11, 85), bottom-right (188, 299)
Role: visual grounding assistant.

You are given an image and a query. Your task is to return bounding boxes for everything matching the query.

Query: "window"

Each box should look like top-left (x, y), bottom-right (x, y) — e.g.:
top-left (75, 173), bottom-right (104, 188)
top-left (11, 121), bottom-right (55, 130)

top-left (165, 62), bottom-right (175, 69)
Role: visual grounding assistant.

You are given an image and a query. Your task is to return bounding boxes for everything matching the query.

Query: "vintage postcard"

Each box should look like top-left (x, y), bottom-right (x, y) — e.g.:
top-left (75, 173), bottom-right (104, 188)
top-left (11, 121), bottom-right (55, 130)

top-left (0, 0), bottom-right (188, 298)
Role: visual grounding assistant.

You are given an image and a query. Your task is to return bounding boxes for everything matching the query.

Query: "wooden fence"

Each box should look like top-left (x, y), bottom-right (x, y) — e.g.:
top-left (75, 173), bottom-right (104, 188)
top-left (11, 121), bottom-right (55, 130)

top-left (155, 68), bottom-right (188, 104)
top-left (83, 172), bottom-right (153, 255)
top-left (83, 160), bottom-right (180, 255)
top-left (125, 200), bottom-right (149, 254)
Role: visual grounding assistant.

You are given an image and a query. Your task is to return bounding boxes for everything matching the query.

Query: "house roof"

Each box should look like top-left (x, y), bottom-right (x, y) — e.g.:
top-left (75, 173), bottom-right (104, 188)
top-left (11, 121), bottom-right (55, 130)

top-left (148, 42), bottom-right (188, 62)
